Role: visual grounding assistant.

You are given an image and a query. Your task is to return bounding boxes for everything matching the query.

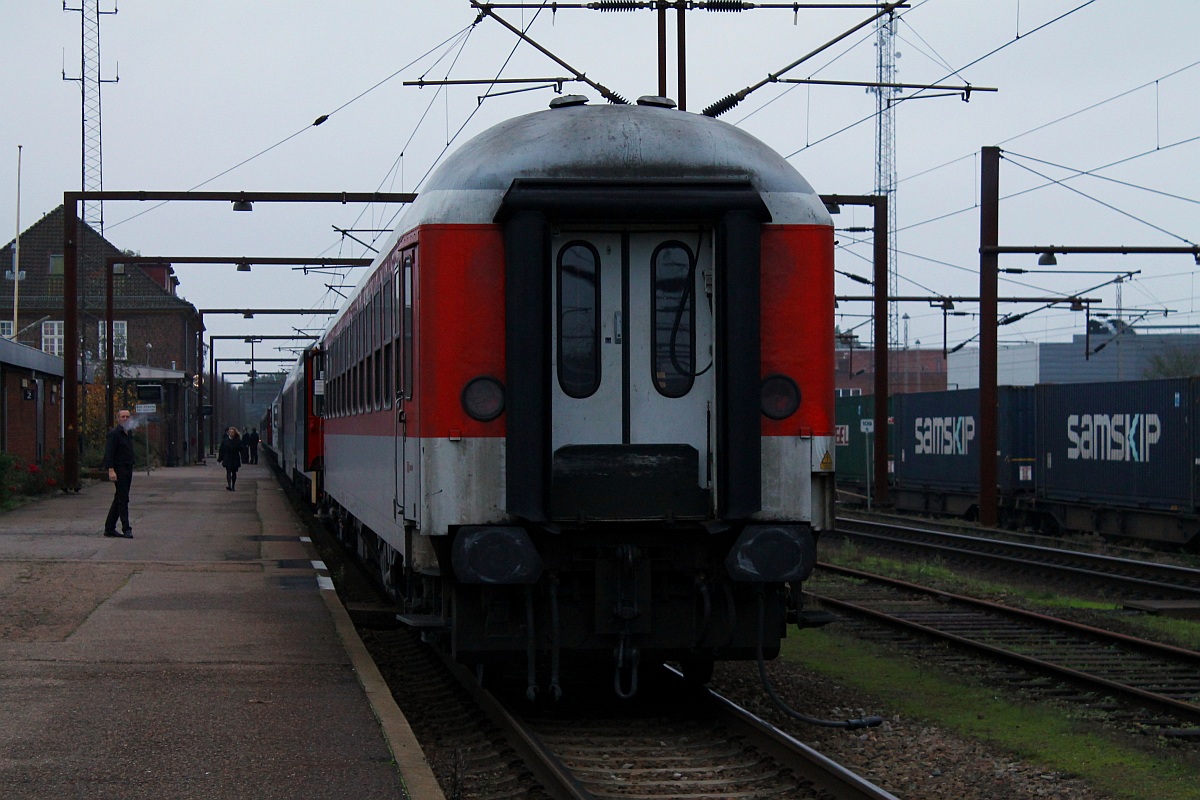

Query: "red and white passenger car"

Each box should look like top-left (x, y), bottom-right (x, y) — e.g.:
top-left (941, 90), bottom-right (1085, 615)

top-left (271, 94), bottom-right (835, 696)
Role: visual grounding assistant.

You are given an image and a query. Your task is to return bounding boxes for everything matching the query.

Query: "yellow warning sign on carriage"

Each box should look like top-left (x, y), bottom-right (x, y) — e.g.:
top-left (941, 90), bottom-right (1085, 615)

top-left (819, 451), bottom-right (833, 471)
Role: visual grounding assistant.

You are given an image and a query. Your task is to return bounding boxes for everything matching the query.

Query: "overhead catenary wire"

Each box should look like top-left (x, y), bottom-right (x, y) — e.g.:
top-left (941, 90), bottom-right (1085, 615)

top-left (105, 21), bottom-right (479, 232)
top-left (1002, 150), bottom-right (1200, 208)
top-left (784, 0), bottom-right (1102, 158)
top-left (1001, 155), bottom-right (1196, 246)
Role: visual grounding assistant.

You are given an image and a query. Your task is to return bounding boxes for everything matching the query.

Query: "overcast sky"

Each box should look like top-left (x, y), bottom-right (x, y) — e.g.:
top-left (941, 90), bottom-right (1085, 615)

top-left (2, 1), bottom-right (1198, 367)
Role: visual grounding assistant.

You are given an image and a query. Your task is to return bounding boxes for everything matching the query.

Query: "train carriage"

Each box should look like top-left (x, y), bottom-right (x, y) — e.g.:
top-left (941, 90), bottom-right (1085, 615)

top-left (270, 347), bottom-right (324, 498)
top-left (294, 95), bottom-right (836, 695)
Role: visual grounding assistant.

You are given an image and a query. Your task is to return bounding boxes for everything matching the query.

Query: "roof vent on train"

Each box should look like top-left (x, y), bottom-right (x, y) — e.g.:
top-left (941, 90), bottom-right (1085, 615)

top-left (549, 94), bottom-right (589, 109)
top-left (636, 95), bottom-right (677, 109)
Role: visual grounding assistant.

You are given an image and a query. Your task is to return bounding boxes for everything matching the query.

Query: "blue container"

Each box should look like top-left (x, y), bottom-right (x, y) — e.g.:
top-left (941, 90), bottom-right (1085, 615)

top-left (893, 387), bottom-right (1036, 495)
top-left (1036, 378), bottom-right (1194, 511)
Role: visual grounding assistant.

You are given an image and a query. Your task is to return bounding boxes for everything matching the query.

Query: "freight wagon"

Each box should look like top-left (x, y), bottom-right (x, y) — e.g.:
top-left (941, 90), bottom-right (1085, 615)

top-left (835, 378), bottom-right (1200, 547)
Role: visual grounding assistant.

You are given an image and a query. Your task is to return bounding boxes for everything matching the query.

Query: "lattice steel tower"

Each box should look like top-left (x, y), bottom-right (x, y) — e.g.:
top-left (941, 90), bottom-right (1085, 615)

top-left (872, 11), bottom-right (899, 348)
top-left (63, 1), bottom-right (118, 235)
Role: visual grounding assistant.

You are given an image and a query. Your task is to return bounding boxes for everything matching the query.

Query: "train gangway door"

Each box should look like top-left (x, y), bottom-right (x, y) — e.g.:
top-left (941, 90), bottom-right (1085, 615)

top-left (550, 228), bottom-right (714, 491)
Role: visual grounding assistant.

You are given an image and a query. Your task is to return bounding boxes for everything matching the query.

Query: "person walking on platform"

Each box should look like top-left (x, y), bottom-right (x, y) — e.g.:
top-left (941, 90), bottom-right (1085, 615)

top-left (247, 427), bottom-right (260, 465)
top-left (219, 427), bottom-right (243, 491)
top-left (102, 409), bottom-right (136, 538)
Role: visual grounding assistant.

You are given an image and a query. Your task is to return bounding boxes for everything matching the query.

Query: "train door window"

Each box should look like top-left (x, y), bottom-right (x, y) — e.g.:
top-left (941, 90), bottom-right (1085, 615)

top-left (311, 349), bottom-right (325, 417)
top-left (366, 292), bottom-right (375, 412)
top-left (339, 333), bottom-right (345, 417)
top-left (353, 316), bottom-right (361, 414)
top-left (382, 275), bottom-right (394, 409)
top-left (332, 334), bottom-right (340, 417)
top-left (373, 348), bottom-right (382, 410)
top-left (373, 290), bottom-right (383, 410)
top-left (651, 241), bottom-right (696, 398)
top-left (556, 242), bottom-right (601, 398)
top-left (358, 309), bottom-right (366, 414)
top-left (403, 252), bottom-right (414, 401)
top-left (400, 260), bottom-right (410, 400)
top-left (343, 332), bottom-right (350, 415)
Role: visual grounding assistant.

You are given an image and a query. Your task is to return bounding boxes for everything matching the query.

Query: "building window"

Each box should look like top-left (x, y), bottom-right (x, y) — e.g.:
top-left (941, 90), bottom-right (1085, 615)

top-left (98, 320), bottom-right (128, 361)
top-left (835, 388), bottom-right (863, 398)
top-left (49, 254), bottom-right (64, 275)
top-left (42, 321), bottom-right (64, 356)
top-left (0, 320), bottom-right (11, 338)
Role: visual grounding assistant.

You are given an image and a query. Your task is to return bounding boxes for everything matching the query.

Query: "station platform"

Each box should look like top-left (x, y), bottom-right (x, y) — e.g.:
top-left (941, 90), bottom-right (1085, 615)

top-left (0, 462), bottom-right (444, 800)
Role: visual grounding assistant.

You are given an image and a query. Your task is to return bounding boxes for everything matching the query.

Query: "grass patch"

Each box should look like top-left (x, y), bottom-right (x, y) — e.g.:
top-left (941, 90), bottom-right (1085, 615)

top-left (1130, 615), bottom-right (1200, 652)
top-left (783, 628), bottom-right (1199, 799)
top-left (820, 540), bottom-right (1200, 650)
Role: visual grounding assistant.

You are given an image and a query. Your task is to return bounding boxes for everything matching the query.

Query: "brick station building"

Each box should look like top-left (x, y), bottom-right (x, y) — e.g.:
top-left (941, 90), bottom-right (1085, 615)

top-left (1, 206), bottom-right (203, 467)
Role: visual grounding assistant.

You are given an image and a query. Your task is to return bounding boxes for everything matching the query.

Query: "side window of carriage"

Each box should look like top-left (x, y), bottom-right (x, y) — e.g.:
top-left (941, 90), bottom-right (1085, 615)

top-left (652, 241), bottom-right (696, 398)
top-left (556, 242), bottom-right (601, 399)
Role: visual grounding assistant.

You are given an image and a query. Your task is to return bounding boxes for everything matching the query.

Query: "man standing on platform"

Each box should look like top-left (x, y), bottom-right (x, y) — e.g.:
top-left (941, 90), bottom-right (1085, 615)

top-left (103, 409), bottom-right (136, 539)
top-left (247, 427), bottom-right (260, 464)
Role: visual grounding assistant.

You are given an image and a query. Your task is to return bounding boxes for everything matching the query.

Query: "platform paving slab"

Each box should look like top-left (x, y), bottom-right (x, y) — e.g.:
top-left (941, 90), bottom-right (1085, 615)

top-left (0, 463), bottom-right (436, 800)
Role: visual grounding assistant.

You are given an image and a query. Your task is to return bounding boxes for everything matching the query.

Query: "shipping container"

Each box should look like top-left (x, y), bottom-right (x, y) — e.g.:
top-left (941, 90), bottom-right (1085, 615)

top-left (893, 387), bottom-right (1035, 494)
top-left (833, 394), bottom-right (892, 492)
top-left (1036, 378), bottom-right (1195, 512)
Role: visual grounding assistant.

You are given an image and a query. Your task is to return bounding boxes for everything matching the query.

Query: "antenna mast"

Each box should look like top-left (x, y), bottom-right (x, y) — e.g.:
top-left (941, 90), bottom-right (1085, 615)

top-left (872, 8), bottom-right (899, 348)
top-left (63, 0), bottom-right (118, 235)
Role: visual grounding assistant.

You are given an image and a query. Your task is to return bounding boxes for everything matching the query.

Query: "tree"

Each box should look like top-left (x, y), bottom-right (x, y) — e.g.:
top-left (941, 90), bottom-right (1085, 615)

top-left (1143, 346), bottom-right (1200, 378)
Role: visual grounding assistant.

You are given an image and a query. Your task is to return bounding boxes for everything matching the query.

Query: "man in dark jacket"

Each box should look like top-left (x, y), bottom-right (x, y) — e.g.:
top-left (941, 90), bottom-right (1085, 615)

top-left (247, 428), bottom-right (260, 464)
top-left (102, 409), bottom-right (136, 538)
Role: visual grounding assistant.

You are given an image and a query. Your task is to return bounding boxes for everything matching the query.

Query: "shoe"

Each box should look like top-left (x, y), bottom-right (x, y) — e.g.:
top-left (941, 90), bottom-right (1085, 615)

top-left (103, 530), bottom-right (119, 538)
top-left (121, 530), bottom-right (133, 539)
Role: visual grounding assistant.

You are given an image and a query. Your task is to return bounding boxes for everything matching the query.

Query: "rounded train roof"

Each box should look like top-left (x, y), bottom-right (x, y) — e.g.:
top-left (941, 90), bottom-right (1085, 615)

top-left (400, 98), bottom-right (829, 228)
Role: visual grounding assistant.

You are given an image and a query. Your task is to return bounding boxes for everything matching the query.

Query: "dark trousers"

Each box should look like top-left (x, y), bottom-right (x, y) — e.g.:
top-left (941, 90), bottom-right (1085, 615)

top-left (105, 467), bottom-right (133, 533)
top-left (250, 444), bottom-right (258, 464)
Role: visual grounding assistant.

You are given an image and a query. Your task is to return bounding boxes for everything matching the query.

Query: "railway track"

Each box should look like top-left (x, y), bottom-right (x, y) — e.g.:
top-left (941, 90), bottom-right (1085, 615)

top-left (808, 563), bottom-right (1200, 734)
top-left (360, 617), bottom-right (899, 799)
top-left (833, 515), bottom-right (1200, 598)
top-left (438, 653), bottom-right (900, 800)
top-left (286, 470), bottom-right (897, 799)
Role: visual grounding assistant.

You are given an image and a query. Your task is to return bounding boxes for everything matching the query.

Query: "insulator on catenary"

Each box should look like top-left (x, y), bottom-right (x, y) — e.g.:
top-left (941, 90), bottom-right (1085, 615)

top-left (587, 1), bottom-right (650, 10)
top-left (702, 93), bottom-right (742, 117)
top-left (702, 1), bottom-right (752, 11)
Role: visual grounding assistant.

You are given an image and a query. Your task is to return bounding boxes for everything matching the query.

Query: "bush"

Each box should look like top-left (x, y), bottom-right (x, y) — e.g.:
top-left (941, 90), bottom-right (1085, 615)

top-left (0, 451), bottom-right (65, 504)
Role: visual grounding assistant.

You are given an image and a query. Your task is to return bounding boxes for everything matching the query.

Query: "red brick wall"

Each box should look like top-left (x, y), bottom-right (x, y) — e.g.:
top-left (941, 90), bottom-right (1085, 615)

top-left (2, 368), bottom-right (63, 465)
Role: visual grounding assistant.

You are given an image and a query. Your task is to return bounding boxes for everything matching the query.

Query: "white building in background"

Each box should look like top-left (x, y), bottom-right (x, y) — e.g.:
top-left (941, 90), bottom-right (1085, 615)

top-left (948, 322), bottom-right (1200, 389)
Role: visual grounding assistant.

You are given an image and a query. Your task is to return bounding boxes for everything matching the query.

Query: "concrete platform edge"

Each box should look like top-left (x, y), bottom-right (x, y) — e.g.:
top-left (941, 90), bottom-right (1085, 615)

top-left (320, 589), bottom-right (447, 800)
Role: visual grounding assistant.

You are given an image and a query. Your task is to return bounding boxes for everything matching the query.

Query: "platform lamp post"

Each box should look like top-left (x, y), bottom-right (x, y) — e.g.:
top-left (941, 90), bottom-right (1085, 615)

top-left (976, 145), bottom-right (1200, 526)
top-left (62, 191), bottom-right (412, 489)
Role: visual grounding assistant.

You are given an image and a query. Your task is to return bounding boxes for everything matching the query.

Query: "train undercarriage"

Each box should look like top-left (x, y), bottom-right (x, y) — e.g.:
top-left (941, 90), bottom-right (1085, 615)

top-left (323, 499), bottom-right (821, 698)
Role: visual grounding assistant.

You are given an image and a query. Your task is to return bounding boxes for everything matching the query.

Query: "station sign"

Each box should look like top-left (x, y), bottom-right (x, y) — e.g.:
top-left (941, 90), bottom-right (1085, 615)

top-left (135, 403), bottom-right (157, 414)
top-left (136, 384), bottom-right (163, 403)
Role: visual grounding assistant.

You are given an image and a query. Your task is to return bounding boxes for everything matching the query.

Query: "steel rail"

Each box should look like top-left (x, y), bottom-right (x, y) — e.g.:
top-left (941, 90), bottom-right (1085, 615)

top-left (434, 652), bottom-right (593, 800)
top-left (834, 517), bottom-right (1200, 596)
top-left (667, 666), bottom-right (902, 800)
top-left (810, 563), bottom-right (1200, 725)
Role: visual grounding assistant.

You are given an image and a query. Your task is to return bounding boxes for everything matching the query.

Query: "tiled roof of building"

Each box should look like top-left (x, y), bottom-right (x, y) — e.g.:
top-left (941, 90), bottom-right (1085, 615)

top-left (1, 206), bottom-right (197, 314)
